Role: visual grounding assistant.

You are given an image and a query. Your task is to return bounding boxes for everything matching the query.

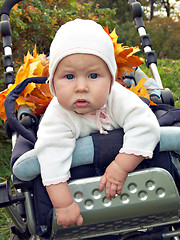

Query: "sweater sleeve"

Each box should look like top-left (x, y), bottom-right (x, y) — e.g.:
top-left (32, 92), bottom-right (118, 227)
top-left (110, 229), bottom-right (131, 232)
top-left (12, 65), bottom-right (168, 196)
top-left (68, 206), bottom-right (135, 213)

top-left (109, 82), bottom-right (160, 158)
top-left (34, 98), bottom-right (76, 186)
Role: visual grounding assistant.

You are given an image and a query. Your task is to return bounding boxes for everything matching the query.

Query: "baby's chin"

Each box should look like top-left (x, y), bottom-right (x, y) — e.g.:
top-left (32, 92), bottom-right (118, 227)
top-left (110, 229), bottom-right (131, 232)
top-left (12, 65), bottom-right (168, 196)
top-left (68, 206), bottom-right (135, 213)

top-left (74, 108), bottom-right (97, 115)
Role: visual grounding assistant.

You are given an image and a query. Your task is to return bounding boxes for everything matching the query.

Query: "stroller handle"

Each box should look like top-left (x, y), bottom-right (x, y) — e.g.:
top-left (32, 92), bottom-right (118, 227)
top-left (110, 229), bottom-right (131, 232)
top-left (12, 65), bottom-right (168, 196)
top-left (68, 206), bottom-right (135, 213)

top-left (5, 76), bottom-right (48, 144)
top-left (0, 0), bottom-right (22, 16)
top-left (0, 0), bottom-right (23, 86)
top-left (128, 0), bottom-right (163, 88)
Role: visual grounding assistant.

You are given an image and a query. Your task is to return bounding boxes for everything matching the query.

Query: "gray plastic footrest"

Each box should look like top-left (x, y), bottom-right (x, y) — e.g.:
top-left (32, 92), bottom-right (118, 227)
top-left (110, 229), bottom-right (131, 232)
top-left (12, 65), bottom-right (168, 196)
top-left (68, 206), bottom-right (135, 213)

top-left (51, 168), bottom-right (180, 240)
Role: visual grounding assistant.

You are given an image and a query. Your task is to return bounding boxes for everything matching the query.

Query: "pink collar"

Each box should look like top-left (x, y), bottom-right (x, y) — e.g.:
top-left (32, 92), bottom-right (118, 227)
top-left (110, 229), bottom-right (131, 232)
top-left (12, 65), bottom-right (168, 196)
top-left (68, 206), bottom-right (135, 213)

top-left (82, 108), bottom-right (111, 134)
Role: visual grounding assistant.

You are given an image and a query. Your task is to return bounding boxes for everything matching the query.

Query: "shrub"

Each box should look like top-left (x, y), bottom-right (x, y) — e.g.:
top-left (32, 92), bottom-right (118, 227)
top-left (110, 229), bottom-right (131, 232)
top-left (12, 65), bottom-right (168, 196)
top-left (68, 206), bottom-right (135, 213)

top-left (115, 18), bottom-right (180, 60)
top-left (144, 18), bottom-right (180, 59)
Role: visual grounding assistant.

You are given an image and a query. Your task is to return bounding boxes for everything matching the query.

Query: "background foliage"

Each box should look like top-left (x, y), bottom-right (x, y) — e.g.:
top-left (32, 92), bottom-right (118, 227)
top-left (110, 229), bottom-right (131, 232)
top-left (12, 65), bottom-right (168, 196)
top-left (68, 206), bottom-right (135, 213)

top-left (9, 0), bottom-right (117, 56)
top-left (116, 17), bottom-right (180, 60)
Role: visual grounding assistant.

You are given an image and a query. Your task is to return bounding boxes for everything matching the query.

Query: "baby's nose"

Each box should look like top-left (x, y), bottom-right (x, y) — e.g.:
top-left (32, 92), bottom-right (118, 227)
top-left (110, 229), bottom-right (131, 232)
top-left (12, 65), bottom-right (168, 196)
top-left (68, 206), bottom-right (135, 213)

top-left (75, 78), bottom-right (88, 92)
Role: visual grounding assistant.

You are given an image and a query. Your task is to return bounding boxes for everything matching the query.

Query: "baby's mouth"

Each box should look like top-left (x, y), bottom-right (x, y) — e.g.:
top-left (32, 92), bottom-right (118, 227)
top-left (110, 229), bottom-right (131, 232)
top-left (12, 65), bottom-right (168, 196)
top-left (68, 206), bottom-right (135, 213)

top-left (74, 99), bottom-right (89, 108)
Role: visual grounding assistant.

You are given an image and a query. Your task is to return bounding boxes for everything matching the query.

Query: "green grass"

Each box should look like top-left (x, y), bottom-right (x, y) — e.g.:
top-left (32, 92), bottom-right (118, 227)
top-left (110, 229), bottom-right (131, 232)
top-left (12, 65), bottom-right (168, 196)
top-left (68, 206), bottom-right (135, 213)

top-left (0, 120), bottom-right (12, 179)
top-left (0, 208), bottom-right (11, 240)
top-left (0, 119), bottom-right (12, 239)
top-left (0, 58), bottom-right (179, 240)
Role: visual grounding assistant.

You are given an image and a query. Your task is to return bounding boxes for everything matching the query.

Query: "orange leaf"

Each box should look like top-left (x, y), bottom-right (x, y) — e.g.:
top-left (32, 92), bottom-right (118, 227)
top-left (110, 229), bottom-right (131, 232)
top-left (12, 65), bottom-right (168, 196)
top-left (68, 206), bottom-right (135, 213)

top-left (109, 28), bottom-right (118, 44)
top-left (104, 25), bottom-right (109, 35)
top-left (0, 101), bottom-right (6, 122)
top-left (129, 77), bottom-right (147, 94)
top-left (33, 104), bottom-right (50, 115)
top-left (33, 45), bottom-right (38, 58)
top-left (0, 46), bottom-right (52, 121)
top-left (104, 26), bottom-right (143, 80)
top-left (37, 84), bottom-right (53, 98)
top-left (129, 78), bottom-right (156, 106)
top-left (31, 88), bottom-right (49, 101)
top-left (23, 83), bottom-right (36, 98)
top-left (33, 61), bottom-right (44, 76)
top-left (24, 94), bottom-right (48, 105)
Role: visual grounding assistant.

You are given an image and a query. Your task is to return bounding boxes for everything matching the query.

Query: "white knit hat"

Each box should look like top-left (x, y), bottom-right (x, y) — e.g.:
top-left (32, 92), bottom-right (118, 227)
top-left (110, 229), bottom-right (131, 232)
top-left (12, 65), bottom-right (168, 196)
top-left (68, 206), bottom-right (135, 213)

top-left (48, 19), bottom-right (117, 95)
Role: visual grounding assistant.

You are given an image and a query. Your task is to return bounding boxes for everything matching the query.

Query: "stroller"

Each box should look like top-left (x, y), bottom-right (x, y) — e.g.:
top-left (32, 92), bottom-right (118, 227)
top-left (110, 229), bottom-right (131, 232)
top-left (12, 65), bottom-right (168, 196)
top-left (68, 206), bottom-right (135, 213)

top-left (0, 0), bottom-right (180, 239)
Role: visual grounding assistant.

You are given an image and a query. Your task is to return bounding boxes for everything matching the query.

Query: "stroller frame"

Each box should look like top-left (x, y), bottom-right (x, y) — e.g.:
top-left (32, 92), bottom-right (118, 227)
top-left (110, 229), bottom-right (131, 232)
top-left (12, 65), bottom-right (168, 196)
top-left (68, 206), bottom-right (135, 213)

top-left (0, 0), bottom-right (179, 239)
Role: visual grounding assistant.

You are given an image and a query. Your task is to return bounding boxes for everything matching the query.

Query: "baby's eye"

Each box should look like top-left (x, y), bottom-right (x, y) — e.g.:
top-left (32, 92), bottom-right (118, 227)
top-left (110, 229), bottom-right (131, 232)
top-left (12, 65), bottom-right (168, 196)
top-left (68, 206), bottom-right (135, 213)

top-left (65, 74), bottom-right (74, 80)
top-left (88, 73), bottom-right (98, 79)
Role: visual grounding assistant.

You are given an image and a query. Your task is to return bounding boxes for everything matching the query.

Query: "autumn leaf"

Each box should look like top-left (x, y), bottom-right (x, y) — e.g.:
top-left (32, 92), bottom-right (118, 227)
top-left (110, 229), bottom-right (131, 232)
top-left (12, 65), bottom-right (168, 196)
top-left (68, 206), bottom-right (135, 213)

top-left (37, 84), bottom-right (53, 98)
top-left (104, 25), bottom-right (109, 35)
top-left (0, 46), bottom-right (52, 122)
top-left (104, 26), bottom-right (157, 105)
top-left (13, 3), bottom-right (19, 11)
top-left (129, 78), bottom-right (156, 106)
top-left (105, 26), bottom-right (143, 84)
top-left (0, 89), bottom-right (10, 121)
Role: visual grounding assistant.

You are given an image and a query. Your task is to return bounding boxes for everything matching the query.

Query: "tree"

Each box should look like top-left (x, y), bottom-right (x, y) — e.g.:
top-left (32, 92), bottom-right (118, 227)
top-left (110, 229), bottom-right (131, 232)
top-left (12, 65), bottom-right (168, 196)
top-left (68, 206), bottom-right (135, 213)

top-left (150, 0), bottom-right (154, 20)
top-left (89, 0), bottom-right (133, 25)
top-left (161, 0), bottom-right (171, 17)
top-left (140, 0), bottom-right (177, 20)
top-left (145, 17), bottom-right (180, 59)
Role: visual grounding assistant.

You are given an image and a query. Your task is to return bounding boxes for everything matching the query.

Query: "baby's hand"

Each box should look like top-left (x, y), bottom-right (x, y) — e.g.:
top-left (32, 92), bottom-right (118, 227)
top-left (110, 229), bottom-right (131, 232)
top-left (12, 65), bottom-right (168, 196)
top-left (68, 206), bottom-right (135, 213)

top-left (99, 161), bottom-right (128, 199)
top-left (55, 201), bottom-right (83, 228)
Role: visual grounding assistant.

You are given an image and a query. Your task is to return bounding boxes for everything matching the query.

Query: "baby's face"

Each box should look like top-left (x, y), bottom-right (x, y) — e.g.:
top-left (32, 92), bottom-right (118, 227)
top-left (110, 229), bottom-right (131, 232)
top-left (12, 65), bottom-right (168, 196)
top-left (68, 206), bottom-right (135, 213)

top-left (53, 54), bottom-right (112, 114)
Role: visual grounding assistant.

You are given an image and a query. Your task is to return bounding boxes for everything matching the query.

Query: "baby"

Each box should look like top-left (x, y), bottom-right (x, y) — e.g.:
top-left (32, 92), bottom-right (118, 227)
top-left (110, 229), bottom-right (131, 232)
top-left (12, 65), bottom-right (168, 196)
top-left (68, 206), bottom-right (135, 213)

top-left (34, 19), bottom-right (160, 228)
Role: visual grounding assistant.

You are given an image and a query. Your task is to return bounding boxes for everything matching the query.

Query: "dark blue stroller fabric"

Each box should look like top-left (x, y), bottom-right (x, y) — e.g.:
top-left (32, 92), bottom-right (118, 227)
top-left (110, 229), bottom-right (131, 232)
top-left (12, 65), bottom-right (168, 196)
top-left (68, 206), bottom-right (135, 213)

top-left (32, 129), bottom-right (180, 238)
top-left (11, 134), bottom-right (34, 170)
top-left (5, 77), bottom-right (48, 144)
top-left (91, 129), bottom-right (179, 191)
top-left (151, 104), bottom-right (180, 127)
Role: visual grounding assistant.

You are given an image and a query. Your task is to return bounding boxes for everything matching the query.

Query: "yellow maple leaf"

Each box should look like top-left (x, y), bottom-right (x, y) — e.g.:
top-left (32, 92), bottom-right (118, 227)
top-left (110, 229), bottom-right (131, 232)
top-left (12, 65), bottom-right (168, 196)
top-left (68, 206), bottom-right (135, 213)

top-left (104, 26), bottom-right (156, 105)
top-left (109, 28), bottom-right (118, 45)
top-left (104, 26), bottom-right (143, 83)
top-left (129, 78), bottom-right (156, 105)
top-left (0, 46), bottom-right (52, 122)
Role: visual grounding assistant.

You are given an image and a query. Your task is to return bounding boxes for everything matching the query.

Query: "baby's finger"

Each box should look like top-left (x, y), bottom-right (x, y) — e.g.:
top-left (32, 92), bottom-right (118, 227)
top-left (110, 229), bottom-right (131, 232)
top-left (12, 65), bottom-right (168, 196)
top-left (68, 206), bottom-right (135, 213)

top-left (105, 181), bottom-right (111, 199)
top-left (110, 183), bottom-right (117, 198)
top-left (62, 225), bottom-right (69, 228)
top-left (99, 175), bottom-right (106, 192)
top-left (116, 185), bottom-right (122, 195)
top-left (76, 215), bottom-right (83, 226)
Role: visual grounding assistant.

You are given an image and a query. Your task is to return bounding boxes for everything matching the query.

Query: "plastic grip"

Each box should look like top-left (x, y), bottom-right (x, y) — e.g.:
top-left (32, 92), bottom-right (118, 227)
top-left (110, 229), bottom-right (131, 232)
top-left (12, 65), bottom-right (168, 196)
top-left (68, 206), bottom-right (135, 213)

top-left (0, 20), bottom-right (11, 36)
top-left (140, 34), bottom-right (152, 49)
top-left (0, 0), bottom-right (22, 16)
top-left (145, 51), bottom-right (157, 67)
top-left (131, 2), bottom-right (143, 18)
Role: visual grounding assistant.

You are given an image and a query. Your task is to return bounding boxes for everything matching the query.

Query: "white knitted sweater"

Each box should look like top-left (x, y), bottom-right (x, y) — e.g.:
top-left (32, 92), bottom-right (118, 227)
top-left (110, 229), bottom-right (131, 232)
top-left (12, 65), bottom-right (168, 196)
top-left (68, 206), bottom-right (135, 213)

top-left (35, 82), bottom-right (160, 186)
